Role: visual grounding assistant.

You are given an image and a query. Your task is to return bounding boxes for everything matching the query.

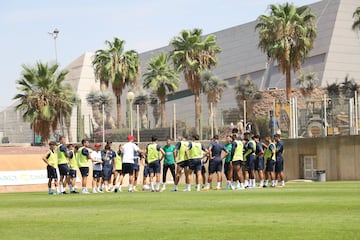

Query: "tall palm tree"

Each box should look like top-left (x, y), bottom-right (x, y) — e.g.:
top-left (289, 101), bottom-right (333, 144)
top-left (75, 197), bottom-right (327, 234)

top-left (255, 3), bottom-right (317, 100)
top-left (143, 52), bottom-right (179, 128)
top-left (200, 70), bottom-right (228, 134)
top-left (352, 7), bottom-right (360, 31)
top-left (93, 37), bottom-right (140, 127)
top-left (170, 28), bottom-right (221, 134)
top-left (13, 62), bottom-right (76, 143)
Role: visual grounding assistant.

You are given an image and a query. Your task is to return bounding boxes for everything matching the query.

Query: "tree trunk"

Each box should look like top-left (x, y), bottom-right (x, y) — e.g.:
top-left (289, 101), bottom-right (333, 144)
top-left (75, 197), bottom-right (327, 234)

top-left (194, 93), bottom-right (200, 134)
top-left (116, 94), bottom-right (123, 128)
top-left (160, 98), bottom-right (166, 128)
top-left (286, 66), bottom-right (292, 100)
top-left (213, 103), bottom-right (218, 134)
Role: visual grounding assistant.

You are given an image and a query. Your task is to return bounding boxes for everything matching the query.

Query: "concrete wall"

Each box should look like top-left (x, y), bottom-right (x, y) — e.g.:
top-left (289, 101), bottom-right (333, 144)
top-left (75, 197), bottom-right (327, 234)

top-left (284, 135), bottom-right (360, 181)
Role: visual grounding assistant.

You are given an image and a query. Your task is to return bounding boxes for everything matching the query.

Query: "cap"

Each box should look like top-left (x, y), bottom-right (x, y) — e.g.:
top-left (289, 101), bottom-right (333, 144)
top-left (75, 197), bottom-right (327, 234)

top-left (94, 143), bottom-right (102, 147)
top-left (127, 135), bottom-right (135, 141)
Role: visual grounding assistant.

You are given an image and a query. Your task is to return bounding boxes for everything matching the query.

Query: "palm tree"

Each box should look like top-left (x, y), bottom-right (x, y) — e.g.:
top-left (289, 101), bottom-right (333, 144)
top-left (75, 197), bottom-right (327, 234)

top-left (13, 62), bottom-right (76, 143)
top-left (143, 52), bottom-right (179, 128)
top-left (352, 7), bottom-right (360, 31)
top-left (255, 3), bottom-right (317, 100)
top-left (296, 71), bottom-right (318, 97)
top-left (93, 37), bottom-right (140, 127)
top-left (200, 70), bottom-right (228, 134)
top-left (234, 75), bottom-right (262, 134)
top-left (86, 91), bottom-right (114, 129)
top-left (170, 28), bottom-right (221, 134)
top-left (133, 92), bottom-right (149, 128)
top-left (341, 75), bottom-right (358, 99)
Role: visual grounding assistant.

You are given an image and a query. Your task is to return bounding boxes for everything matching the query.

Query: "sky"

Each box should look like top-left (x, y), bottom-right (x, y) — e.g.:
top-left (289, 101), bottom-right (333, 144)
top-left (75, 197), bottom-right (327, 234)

top-left (0, 0), bottom-right (319, 111)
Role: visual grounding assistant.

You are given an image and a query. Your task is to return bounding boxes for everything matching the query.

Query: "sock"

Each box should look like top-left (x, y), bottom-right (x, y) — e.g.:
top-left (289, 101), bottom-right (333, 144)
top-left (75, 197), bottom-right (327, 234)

top-left (186, 184), bottom-right (191, 190)
top-left (173, 185), bottom-right (178, 190)
top-left (128, 184), bottom-right (133, 191)
top-left (48, 188), bottom-right (52, 193)
top-left (196, 184), bottom-right (201, 191)
top-left (156, 182), bottom-right (160, 191)
top-left (275, 180), bottom-right (278, 186)
top-left (260, 180), bottom-right (264, 187)
top-left (265, 180), bottom-right (269, 186)
top-left (281, 180), bottom-right (285, 186)
top-left (150, 182), bottom-right (154, 190)
top-left (217, 182), bottom-right (221, 188)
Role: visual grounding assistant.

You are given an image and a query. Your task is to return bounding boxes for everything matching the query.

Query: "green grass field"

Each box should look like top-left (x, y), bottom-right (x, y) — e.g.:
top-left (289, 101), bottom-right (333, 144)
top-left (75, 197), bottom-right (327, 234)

top-left (0, 181), bottom-right (359, 240)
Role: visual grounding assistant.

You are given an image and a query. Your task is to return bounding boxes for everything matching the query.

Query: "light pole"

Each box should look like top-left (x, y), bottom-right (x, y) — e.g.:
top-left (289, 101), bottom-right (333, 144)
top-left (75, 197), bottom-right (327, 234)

top-left (48, 28), bottom-right (59, 63)
top-left (127, 91), bottom-right (135, 136)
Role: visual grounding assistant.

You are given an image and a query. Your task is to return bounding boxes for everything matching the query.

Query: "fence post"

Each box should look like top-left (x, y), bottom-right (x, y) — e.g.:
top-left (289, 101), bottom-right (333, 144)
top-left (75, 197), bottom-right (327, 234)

top-left (323, 95), bottom-right (328, 137)
top-left (173, 103), bottom-right (176, 141)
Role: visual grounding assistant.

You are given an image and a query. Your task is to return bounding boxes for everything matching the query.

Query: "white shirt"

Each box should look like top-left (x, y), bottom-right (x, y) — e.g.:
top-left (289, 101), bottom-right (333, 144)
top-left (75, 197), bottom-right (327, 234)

top-left (121, 142), bottom-right (139, 164)
top-left (91, 150), bottom-right (102, 171)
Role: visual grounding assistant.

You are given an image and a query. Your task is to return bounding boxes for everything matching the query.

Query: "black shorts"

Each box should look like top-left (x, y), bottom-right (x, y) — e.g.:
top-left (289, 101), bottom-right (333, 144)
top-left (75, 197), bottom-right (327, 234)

top-left (93, 170), bottom-right (102, 179)
top-left (103, 167), bottom-right (113, 180)
top-left (246, 155), bottom-right (256, 171)
top-left (122, 163), bottom-right (134, 175)
top-left (177, 160), bottom-right (189, 168)
top-left (265, 160), bottom-right (276, 172)
top-left (148, 160), bottom-right (161, 174)
top-left (275, 155), bottom-right (284, 172)
top-left (133, 163), bottom-right (140, 172)
top-left (69, 169), bottom-right (77, 178)
top-left (255, 156), bottom-right (264, 171)
top-left (47, 165), bottom-right (58, 179)
top-left (79, 167), bottom-right (89, 177)
top-left (58, 163), bottom-right (70, 176)
top-left (143, 165), bottom-right (150, 177)
top-left (189, 158), bottom-right (202, 172)
top-left (232, 160), bottom-right (243, 167)
top-left (208, 159), bottom-right (222, 174)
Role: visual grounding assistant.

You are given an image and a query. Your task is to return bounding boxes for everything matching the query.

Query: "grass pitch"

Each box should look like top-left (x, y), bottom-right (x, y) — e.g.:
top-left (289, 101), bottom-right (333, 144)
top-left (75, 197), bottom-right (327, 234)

top-left (0, 181), bottom-right (359, 240)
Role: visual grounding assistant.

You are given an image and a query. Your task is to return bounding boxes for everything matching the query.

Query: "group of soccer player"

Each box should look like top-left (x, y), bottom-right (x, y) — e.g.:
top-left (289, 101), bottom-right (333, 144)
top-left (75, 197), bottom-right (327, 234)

top-left (42, 129), bottom-right (285, 195)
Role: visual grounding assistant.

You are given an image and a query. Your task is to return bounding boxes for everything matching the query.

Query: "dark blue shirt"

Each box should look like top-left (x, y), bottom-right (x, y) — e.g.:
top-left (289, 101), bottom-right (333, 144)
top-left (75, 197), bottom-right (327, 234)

top-left (209, 141), bottom-right (227, 161)
top-left (82, 148), bottom-right (89, 157)
top-left (276, 140), bottom-right (284, 155)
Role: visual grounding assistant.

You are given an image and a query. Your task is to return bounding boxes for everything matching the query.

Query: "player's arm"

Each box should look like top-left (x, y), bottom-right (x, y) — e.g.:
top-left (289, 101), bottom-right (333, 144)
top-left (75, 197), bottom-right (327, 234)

top-left (42, 151), bottom-right (51, 166)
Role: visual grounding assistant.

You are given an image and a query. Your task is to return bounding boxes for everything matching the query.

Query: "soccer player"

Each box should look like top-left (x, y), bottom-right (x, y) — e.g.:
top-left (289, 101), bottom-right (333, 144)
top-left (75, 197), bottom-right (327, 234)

top-left (121, 135), bottom-right (140, 192)
top-left (67, 144), bottom-right (79, 194)
top-left (146, 135), bottom-right (165, 192)
top-left (243, 132), bottom-right (256, 188)
top-left (203, 135), bottom-right (228, 190)
top-left (102, 144), bottom-right (115, 192)
top-left (186, 134), bottom-right (208, 192)
top-left (112, 144), bottom-right (123, 192)
top-left (161, 138), bottom-right (176, 191)
top-left (254, 135), bottom-right (265, 188)
top-left (57, 136), bottom-right (70, 194)
top-left (172, 135), bottom-right (190, 191)
top-left (91, 143), bottom-right (103, 193)
top-left (133, 143), bottom-right (141, 192)
top-left (264, 136), bottom-right (276, 187)
top-left (223, 135), bottom-right (233, 190)
top-left (78, 139), bottom-right (93, 194)
top-left (274, 133), bottom-right (285, 187)
top-left (230, 133), bottom-right (245, 190)
top-left (42, 141), bottom-right (59, 195)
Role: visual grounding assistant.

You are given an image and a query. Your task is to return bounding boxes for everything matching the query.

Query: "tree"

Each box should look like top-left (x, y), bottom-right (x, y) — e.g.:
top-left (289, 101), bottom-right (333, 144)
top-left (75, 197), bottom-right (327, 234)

top-left (341, 75), bottom-right (358, 99)
top-left (170, 28), bottom-right (221, 134)
top-left (296, 71), bottom-right (318, 97)
top-left (14, 62), bottom-right (76, 143)
top-left (92, 37), bottom-right (140, 127)
top-left (143, 52), bottom-right (179, 128)
top-left (256, 3), bottom-right (317, 100)
top-left (200, 70), bottom-right (228, 134)
top-left (234, 75), bottom-right (262, 134)
top-left (86, 91), bottom-right (114, 129)
top-left (352, 7), bottom-right (360, 31)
